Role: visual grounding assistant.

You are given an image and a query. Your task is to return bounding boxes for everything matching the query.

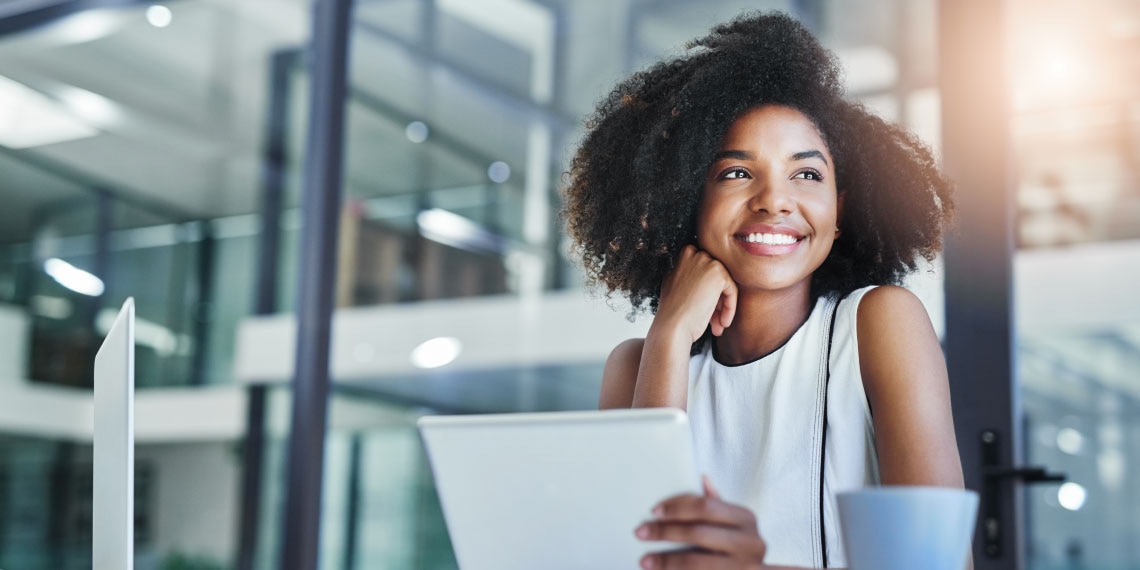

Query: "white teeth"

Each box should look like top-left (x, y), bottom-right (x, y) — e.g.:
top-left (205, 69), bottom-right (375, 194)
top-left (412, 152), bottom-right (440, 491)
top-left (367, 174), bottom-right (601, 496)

top-left (742, 233), bottom-right (798, 245)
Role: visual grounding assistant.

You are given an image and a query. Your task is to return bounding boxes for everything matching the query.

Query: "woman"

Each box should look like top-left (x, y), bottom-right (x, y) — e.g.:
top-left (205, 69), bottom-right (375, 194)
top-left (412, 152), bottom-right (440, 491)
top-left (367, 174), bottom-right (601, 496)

top-left (563, 12), bottom-right (964, 570)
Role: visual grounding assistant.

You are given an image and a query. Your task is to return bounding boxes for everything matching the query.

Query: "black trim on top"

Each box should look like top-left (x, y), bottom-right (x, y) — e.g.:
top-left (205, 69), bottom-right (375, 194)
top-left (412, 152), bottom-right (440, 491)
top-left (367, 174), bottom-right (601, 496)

top-left (819, 293), bottom-right (845, 568)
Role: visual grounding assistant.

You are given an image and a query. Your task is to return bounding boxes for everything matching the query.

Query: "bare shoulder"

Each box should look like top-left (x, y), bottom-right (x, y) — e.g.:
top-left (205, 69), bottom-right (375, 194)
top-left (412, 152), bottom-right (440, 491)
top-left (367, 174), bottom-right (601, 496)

top-left (599, 338), bottom-right (645, 409)
top-left (856, 284), bottom-right (932, 330)
top-left (855, 284), bottom-right (942, 388)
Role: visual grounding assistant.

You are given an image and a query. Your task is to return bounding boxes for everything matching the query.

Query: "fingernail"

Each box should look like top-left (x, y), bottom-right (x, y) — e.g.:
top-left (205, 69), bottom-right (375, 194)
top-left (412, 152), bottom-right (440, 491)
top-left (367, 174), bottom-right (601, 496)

top-left (635, 524), bottom-right (649, 539)
top-left (640, 555), bottom-right (655, 569)
top-left (652, 505), bottom-right (664, 517)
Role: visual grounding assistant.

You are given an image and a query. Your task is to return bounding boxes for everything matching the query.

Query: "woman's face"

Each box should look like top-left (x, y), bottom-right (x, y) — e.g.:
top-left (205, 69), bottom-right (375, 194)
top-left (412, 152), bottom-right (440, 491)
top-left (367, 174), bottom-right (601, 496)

top-left (696, 104), bottom-right (840, 294)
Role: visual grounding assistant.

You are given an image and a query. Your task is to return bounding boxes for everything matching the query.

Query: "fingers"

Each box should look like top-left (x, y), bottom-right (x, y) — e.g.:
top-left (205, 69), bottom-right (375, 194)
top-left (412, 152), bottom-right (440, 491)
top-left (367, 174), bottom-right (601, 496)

top-left (702, 474), bottom-right (721, 500)
top-left (652, 493), bottom-right (757, 529)
top-left (635, 521), bottom-right (765, 560)
top-left (636, 485), bottom-right (767, 569)
top-left (640, 548), bottom-right (752, 570)
top-left (718, 280), bottom-right (737, 331)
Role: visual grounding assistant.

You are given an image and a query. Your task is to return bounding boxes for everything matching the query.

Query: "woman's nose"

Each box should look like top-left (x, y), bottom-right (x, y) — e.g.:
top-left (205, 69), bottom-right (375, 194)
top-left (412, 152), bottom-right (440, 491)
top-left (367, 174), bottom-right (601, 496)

top-left (747, 179), bottom-right (794, 214)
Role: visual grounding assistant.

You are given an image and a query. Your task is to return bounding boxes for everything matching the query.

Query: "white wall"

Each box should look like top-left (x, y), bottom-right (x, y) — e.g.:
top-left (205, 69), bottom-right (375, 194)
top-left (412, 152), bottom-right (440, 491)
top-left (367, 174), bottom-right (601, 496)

top-left (234, 290), bottom-right (652, 383)
top-left (0, 383), bottom-right (247, 442)
top-left (137, 442), bottom-right (242, 566)
top-left (1016, 239), bottom-right (1140, 334)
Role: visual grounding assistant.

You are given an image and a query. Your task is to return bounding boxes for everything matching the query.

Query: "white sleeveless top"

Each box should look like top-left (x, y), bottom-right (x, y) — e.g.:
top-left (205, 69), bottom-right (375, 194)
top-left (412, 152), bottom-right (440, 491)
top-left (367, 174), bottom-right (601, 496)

top-left (687, 286), bottom-right (880, 568)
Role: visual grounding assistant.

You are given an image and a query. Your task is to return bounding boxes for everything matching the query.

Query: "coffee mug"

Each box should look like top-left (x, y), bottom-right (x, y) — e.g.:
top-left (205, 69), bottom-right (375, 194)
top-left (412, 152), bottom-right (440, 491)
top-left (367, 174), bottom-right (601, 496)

top-left (837, 486), bottom-right (978, 570)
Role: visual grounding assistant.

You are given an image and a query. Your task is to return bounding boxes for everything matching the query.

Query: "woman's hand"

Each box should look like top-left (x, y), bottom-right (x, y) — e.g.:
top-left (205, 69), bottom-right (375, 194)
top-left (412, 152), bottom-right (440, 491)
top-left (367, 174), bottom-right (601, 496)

top-left (610, 246), bottom-right (736, 409)
top-left (655, 245), bottom-right (738, 342)
top-left (635, 476), bottom-right (766, 569)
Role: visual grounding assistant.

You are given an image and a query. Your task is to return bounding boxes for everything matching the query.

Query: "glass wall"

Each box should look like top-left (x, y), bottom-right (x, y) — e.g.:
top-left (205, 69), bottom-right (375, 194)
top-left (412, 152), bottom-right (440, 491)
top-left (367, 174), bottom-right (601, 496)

top-left (0, 1), bottom-right (313, 568)
top-left (0, 0), bottom-right (312, 389)
top-left (1008, 0), bottom-right (1140, 569)
top-left (253, 387), bottom-right (454, 570)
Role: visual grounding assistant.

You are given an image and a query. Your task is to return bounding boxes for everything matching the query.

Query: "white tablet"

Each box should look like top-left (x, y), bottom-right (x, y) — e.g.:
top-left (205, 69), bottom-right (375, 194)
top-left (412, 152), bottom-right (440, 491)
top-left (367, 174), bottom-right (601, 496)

top-left (418, 408), bottom-right (700, 570)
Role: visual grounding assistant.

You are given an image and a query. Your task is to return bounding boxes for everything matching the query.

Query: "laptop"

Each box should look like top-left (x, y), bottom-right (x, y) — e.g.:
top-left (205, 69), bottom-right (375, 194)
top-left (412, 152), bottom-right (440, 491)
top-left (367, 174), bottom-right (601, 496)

top-left (418, 408), bottom-right (700, 570)
top-left (93, 298), bottom-right (135, 570)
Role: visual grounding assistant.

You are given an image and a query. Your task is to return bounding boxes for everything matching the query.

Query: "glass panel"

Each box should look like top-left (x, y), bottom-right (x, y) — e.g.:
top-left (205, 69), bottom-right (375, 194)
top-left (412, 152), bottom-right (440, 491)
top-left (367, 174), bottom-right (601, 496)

top-left (102, 204), bottom-right (201, 388)
top-left (1020, 333), bottom-right (1140, 570)
top-left (1010, 0), bottom-right (1140, 568)
top-left (0, 0), bottom-right (311, 567)
top-left (1010, 0), bottom-right (1140, 248)
top-left (0, 435), bottom-right (166, 570)
top-left (255, 387), bottom-right (456, 570)
top-left (0, 0), bottom-right (312, 388)
top-left (0, 435), bottom-right (86, 569)
top-left (23, 194), bottom-right (102, 388)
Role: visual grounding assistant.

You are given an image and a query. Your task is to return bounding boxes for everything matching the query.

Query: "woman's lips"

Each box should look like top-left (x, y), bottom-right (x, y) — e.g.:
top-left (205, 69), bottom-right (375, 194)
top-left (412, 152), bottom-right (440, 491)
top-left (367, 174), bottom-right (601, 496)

top-left (733, 225), bottom-right (805, 256)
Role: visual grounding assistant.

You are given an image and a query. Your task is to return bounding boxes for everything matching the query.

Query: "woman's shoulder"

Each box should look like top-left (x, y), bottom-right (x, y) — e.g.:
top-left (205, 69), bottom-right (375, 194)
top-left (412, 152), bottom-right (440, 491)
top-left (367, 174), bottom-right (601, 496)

top-left (852, 284), bottom-right (944, 397)
top-left (831, 284), bottom-right (935, 368)
top-left (606, 338), bottom-right (646, 367)
top-left (599, 338), bottom-right (645, 408)
top-left (852, 285), bottom-right (931, 331)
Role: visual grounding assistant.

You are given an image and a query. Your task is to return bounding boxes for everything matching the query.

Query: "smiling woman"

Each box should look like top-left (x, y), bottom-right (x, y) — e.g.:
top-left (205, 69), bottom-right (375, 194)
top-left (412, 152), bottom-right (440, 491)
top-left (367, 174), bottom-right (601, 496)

top-left (563, 11), bottom-right (961, 569)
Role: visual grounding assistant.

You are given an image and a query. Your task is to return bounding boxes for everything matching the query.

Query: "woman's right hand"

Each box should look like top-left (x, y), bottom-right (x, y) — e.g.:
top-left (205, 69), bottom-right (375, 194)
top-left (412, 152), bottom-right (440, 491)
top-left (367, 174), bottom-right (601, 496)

top-left (635, 476), bottom-right (767, 569)
top-left (654, 245), bottom-right (738, 343)
top-left (610, 246), bottom-right (736, 409)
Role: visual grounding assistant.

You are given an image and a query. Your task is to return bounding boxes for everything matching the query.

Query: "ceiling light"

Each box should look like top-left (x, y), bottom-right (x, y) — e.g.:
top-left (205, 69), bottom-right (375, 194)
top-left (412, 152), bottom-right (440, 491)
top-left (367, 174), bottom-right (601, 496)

top-left (416, 208), bottom-right (504, 253)
top-left (488, 161), bottom-right (511, 183)
top-left (1056, 427), bottom-right (1084, 455)
top-left (0, 75), bottom-right (97, 148)
top-left (405, 121), bottom-right (429, 143)
top-left (146, 5), bottom-right (173, 28)
top-left (47, 10), bottom-right (124, 44)
top-left (56, 86), bottom-right (121, 127)
top-left (1057, 482), bottom-right (1086, 511)
top-left (411, 337), bottom-right (462, 369)
top-left (44, 258), bottom-right (105, 297)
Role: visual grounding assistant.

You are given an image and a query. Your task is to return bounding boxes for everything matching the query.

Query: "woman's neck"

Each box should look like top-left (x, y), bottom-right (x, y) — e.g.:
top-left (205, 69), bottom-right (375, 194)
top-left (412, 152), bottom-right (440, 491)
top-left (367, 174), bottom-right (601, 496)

top-left (712, 284), bottom-right (814, 365)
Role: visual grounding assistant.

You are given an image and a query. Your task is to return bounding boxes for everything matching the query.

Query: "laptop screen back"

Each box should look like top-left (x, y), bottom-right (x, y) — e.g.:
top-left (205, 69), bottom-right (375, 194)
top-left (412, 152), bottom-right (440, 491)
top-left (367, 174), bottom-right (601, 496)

top-left (93, 298), bottom-right (134, 570)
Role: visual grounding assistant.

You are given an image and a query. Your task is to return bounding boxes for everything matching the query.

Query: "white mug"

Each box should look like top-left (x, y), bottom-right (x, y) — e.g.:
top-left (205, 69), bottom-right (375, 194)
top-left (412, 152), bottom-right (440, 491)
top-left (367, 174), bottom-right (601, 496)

top-left (837, 486), bottom-right (978, 570)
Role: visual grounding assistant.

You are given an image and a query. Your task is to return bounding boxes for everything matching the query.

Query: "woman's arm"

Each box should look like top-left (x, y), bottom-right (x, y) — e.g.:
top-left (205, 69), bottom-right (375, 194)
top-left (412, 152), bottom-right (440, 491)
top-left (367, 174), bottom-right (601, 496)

top-left (857, 285), bottom-right (964, 487)
top-left (599, 245), bottom-right (737, 410)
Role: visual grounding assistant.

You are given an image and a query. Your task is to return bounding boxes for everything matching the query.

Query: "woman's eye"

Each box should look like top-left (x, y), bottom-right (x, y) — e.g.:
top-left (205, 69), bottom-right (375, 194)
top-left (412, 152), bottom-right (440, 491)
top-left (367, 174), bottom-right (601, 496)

top-left (719, 168), bottom-right (749, 180)
top-left (793, 169), bottom-right (823, 181)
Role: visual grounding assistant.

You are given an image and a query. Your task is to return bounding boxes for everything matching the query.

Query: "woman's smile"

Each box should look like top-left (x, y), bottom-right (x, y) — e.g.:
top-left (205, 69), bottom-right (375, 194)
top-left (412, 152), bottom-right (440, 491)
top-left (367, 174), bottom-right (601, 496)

top-left (734, 223), bottom-right (806, 256)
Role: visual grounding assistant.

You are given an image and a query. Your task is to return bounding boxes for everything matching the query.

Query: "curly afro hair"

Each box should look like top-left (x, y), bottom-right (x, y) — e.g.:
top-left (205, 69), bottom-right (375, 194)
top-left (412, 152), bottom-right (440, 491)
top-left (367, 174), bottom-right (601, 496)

top-left (563, 11), bottom-right (954, 314)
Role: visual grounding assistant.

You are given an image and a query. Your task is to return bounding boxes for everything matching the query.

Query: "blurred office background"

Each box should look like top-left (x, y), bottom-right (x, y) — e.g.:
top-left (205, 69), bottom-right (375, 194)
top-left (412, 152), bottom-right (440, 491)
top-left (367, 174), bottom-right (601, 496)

top-left (0, 0), bottom-right (1137, 568)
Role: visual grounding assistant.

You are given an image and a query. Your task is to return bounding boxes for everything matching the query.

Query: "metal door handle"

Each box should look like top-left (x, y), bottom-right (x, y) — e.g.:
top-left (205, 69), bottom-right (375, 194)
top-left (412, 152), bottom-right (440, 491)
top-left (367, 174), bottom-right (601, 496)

top-left (979, 430), bottom-right (1066, 558)
top-left (983, 465), bottom-right (1066, 483)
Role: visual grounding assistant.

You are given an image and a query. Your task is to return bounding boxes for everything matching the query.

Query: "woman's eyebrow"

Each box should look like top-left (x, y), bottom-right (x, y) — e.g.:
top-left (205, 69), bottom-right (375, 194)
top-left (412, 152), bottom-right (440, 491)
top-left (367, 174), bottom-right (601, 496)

top-left (791, 149), bottom-right (828, 165)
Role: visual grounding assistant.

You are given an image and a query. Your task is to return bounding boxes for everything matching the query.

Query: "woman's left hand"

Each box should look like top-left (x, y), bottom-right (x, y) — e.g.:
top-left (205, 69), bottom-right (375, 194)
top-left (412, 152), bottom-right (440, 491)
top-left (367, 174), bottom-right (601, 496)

top-left (635, 476), bottom-right (767, 569)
